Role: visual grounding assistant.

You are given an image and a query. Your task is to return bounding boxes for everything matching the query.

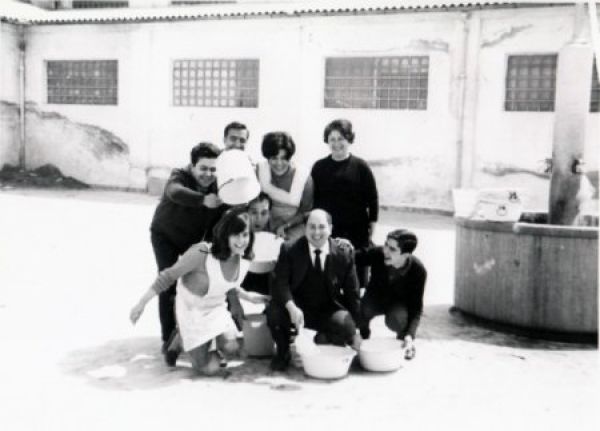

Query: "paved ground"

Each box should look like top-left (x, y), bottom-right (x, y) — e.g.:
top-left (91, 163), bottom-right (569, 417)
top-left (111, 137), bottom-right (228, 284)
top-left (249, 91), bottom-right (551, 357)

top-left (0, 188), bottom-right (597, 431)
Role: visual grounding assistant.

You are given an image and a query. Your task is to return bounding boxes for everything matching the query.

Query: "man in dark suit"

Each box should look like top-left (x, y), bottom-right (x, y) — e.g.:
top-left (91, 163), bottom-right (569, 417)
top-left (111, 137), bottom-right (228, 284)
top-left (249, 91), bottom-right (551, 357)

top-left (266, 209), bottom-right (361, 371)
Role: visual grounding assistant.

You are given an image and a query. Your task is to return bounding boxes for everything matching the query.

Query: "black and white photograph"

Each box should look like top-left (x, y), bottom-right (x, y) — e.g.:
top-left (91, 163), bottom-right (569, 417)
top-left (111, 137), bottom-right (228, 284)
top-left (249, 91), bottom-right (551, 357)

top-left (0, 0), bottom-right (598, 430)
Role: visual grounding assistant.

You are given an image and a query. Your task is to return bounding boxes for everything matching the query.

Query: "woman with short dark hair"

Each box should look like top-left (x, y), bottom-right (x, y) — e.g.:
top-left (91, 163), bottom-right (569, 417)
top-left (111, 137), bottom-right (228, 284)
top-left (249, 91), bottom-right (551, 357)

top-left (257, 131), bottom-right (313, 241)
top-left (130, 206), bottom-right (269, 374)
top-left (311, 119), bottom-right (379, 288)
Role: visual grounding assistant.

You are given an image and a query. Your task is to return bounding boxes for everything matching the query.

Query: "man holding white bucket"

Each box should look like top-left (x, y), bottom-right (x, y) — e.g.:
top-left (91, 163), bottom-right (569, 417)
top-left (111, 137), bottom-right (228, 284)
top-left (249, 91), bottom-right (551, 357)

top-left (266, 209), bottom-right (361, 371)
top-left (223, 121), bottom-right (249, 151)
top-left (149, 142), bottom-right (228, 366)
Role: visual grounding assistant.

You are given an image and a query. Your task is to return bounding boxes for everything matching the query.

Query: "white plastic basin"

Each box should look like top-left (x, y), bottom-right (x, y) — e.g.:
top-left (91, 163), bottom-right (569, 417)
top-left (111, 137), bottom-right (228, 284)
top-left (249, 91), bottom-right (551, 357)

top-left (359, 338), bottom-right (404, 372)
top-left (301, 345), bottom-right (356, 380)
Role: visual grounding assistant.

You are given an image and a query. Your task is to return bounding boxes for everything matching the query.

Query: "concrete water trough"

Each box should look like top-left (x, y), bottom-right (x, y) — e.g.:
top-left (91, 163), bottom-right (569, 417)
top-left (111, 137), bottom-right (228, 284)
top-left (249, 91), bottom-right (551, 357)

top-left (454, 212), bottom-right (598, 340)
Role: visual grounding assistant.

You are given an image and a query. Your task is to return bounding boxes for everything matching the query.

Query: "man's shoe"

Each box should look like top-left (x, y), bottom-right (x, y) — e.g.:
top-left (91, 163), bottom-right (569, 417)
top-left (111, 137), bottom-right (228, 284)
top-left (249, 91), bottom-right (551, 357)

top-left (270, 352), bottom-right (291, 371)
top-left (164, 349), bottom-right (180, 367)
top-left (163, 329), bottom-right (181, 366)
top-left (404, 346), bottom-right (416, 360)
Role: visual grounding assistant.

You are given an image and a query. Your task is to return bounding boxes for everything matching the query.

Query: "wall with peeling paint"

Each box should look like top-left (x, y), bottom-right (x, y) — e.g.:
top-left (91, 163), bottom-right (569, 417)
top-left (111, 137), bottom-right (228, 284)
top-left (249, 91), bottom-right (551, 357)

top-left (3, 5), bottom-right (597, 210)
top-left (20, 12), bottom-right (461, 204)
top-left (472, 7), bottom-right (599, 210)
top-left (0, 22), bottom-right (21, 167)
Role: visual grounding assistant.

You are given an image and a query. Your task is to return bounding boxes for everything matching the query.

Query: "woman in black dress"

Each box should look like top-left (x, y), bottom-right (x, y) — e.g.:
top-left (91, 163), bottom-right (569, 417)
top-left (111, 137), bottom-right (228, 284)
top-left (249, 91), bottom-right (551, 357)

top-left (310, 119), bottom-right (379, 287)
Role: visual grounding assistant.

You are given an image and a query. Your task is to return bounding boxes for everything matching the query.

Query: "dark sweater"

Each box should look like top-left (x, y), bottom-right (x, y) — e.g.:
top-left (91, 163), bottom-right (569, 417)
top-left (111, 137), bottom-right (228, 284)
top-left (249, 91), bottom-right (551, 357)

top-left (150, 167), bottom-right (227, 249)
top-left (355, 246), bottom-right (427, 338)
top-left (311, 154), bottom-right (378, 246)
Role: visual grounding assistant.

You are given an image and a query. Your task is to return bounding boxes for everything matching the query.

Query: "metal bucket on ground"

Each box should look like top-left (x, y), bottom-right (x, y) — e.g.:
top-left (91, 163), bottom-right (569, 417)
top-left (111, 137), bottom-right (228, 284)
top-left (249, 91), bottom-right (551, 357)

top-left (241, 313), bottom-right (274, 357)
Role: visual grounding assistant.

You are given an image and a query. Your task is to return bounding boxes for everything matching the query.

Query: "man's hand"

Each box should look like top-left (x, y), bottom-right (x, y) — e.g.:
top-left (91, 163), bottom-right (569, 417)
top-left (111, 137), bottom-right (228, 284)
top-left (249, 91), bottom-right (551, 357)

top-left (275, 224), bottom-right (288, 239)
top-left (333, 237), bottom-right (354, 251)
top-left (286, 302), bottom-right (304, 329)
top-left (203, 193), bottom-right (222, 209)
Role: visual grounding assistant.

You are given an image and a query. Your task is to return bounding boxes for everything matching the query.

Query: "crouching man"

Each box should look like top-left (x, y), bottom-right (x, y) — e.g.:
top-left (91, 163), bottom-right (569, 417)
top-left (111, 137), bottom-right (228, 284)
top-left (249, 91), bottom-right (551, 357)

top-left (265, 209), bottom-right (361, 371)
top-left (356, 229), bottom-right (426, 360)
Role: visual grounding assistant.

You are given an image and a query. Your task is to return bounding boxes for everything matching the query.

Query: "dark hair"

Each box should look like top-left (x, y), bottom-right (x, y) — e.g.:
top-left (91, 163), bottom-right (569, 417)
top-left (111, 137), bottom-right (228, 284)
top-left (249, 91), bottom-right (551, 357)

top-left (387, 229), bottom-right (418, 254)
top-left (249, 192), bottom-right (272, 210)
top-left (261, 132), bottom-right (296, 160)
top-left (224, 121), bottom-right (249, 139)
top-left (211, 206), bottom-right (254, 260)
top-left (190, 142), bottom-right (221, 165)
top-left (323, 119), bottom-right (355, 144)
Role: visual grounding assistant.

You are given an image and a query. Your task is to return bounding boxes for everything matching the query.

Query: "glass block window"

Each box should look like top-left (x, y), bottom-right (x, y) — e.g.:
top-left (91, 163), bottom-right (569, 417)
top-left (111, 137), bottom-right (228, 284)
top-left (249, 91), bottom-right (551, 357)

top-left (171, 1), bottom-right (233, 5)
top-left (72, 1), bottom-right (129, 8)
top-left (47, 60), bottom-right (118, 105)
top-left (505, 54), bottom-right (557, 112)
top-left (324, 56), bottom-right (429, 110)
top-left (590, 61), bottom-right (599, 113)
top-left (173, 59), bottom-right (259, 108)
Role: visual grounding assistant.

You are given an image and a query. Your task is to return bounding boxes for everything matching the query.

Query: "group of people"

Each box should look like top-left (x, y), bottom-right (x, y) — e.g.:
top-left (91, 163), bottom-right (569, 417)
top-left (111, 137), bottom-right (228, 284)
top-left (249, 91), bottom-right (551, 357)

top-left (129, 119), bottom-right (427, 375)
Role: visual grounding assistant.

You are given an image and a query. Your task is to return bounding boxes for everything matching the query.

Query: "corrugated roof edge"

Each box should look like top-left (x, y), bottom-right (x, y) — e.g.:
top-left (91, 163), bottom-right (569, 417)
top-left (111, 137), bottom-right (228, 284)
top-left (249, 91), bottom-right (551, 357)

top-left (0, 1), bottom-right (575, 25)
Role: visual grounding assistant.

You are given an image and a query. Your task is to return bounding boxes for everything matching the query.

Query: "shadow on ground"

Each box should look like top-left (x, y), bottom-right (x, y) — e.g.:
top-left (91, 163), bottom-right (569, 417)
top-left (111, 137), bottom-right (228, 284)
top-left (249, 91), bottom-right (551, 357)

top-left (419, 305), bottom-right (597, 350)
top-left (60, 305), bottom-right (595, 392)
top-left (59, 336), bottom-right (313, 392)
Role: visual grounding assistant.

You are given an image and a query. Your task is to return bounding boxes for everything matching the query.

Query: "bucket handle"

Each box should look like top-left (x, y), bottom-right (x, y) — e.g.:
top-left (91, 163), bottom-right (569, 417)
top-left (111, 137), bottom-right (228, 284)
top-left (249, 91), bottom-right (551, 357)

top-left (218, 178), bottom-right (234, 191)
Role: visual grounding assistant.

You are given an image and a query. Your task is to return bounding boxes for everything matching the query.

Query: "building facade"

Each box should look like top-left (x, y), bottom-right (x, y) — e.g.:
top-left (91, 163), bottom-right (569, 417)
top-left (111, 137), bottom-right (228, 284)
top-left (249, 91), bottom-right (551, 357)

top-left (1, 1), bottom-right (598, 210)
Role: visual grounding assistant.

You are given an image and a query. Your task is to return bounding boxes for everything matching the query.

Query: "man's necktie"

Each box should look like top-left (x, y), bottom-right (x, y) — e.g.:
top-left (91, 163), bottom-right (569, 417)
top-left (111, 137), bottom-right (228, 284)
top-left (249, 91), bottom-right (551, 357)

top-left (314, 249), bottom-right (323, 273)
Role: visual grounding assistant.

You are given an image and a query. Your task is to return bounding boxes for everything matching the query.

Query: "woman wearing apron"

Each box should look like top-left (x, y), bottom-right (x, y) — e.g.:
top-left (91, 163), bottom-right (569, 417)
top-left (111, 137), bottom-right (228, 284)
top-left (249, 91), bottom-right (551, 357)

top-left (130, 207), bottom-right (269, 375)
top-left (257, 132), bottom-right (313, 242)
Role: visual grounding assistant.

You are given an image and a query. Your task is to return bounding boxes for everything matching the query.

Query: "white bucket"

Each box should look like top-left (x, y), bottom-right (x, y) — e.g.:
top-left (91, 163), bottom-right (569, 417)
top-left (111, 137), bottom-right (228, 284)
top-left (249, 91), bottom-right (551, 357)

top-left (359, 338), bottom-right (404, 372)
top-left (301, 345), bottom-right (356, 380)
top-left (241, 313), bottom-right (274, 357)
top-left (215, 150), bottom-right (260, 205)
top-left (249, 232), bottom-right (283, 273)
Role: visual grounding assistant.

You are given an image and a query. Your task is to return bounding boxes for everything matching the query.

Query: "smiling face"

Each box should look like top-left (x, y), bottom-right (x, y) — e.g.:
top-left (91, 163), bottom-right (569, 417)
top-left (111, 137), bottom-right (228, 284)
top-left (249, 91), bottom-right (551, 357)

top-left (228, 222), bottom-right (251, 256)
top-left (305, 210), bottom-right (332, 249)
top-left (190, 157), bottom-right (217, 188)
top-left (268, 149), bottom-right (291, 177)
top-left (224, 128), bottom-right (249, 151)
top-left (248, 198), bottom-right (270, 232)
top-left (383, 238), bottom-right (409, 269)
top-left (326, 129), bottom-right (351, 161)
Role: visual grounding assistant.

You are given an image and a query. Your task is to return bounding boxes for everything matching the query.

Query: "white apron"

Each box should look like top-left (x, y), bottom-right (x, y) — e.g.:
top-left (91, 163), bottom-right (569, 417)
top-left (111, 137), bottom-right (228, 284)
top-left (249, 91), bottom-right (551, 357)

top-left (175, 254), bottom-right (250, 352)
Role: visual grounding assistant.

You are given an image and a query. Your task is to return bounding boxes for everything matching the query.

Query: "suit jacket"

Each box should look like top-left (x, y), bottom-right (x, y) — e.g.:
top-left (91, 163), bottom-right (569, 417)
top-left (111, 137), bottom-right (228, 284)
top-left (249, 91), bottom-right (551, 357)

top-left (271, 236), bottom-right (360, 323)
